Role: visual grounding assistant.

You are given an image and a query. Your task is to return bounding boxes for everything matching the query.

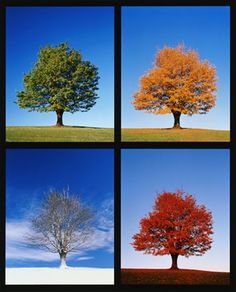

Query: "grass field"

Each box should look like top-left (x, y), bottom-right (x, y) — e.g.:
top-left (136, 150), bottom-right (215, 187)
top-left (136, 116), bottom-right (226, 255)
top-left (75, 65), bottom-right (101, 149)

top-left (122, 128), bottom-right (230, 142)
top-left (6, 126), bottom-right (114, 142)
top-left (121, 269), bottom-right (230, 285)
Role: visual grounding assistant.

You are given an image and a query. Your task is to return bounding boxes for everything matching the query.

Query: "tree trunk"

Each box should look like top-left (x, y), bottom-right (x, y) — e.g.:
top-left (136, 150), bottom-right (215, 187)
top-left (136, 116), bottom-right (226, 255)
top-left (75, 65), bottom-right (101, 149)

top-left (59, 252), bottom-right (67, 268)
top-left (172, 111), bottom-right (181, 129)
top-left (170, 253), bottom-right (179, 270)
top-left (56, 110), bottom-right (64, 127)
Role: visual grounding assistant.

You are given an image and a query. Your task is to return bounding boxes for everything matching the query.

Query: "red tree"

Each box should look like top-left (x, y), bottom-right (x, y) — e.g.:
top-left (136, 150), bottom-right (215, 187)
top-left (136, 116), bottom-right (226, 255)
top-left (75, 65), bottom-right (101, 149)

top-left (132, 190), bottom-right (213, 269)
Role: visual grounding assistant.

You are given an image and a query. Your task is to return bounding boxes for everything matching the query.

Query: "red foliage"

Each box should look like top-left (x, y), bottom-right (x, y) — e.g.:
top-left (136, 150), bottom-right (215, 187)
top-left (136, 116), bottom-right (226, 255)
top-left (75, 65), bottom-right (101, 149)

top-left (132, 190), bottom-right (213, 268)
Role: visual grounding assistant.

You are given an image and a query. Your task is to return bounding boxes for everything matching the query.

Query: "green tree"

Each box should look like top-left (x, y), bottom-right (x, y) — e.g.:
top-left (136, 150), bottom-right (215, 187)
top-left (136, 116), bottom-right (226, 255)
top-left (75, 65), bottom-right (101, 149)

top-left (17, 43), bottom-right (99, 126)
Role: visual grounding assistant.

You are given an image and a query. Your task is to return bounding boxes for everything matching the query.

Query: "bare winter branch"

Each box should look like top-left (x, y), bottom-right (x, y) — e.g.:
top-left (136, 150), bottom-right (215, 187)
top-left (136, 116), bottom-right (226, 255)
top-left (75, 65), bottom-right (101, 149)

top-left (25, 189), bottom-right (94, 267)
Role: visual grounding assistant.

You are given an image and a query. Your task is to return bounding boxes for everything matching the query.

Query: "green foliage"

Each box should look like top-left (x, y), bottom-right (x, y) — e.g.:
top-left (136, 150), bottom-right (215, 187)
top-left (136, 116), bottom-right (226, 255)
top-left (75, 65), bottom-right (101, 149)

top-left (16, 43), bottom-right (99, 114)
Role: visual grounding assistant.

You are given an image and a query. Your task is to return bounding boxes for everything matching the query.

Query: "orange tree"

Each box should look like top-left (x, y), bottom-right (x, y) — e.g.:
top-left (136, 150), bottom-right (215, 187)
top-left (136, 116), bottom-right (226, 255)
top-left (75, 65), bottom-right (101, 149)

top-left (132, 190), bottom-right (213, 269)
top-left (133, 45), bottom-right (217, 128)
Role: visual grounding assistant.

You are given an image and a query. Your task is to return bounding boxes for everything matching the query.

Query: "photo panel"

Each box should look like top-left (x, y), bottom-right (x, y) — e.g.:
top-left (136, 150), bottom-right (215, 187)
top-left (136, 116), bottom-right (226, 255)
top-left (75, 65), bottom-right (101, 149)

top-left (6, 6), bottom-right (114, 142)
top-left (121, 6), bottom-right (230, 142)
top-left (0, 0), bottom-right (233, 290)
top-left (6, 149), bottom-right (114, 285)
top-left (121, 149), bottom-right (230, 285)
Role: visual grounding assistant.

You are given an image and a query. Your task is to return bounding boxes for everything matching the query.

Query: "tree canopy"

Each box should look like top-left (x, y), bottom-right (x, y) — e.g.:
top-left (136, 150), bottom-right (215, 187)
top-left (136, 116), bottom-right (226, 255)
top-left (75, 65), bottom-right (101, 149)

top-left (132, 190), bottom-right (213, 269)
top-left (17, 43), bottom-right (99, 126)
top-left (26, 189), bottom-right (93, 268)
top-left (133, 45), bottom-right (217, 128)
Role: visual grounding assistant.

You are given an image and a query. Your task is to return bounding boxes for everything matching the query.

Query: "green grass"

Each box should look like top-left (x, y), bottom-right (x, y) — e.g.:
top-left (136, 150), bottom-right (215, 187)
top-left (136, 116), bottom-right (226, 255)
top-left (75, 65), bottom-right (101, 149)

top-left (6, 126), bottom-right (114, 142)
top-left (121, 269), bottom-right (230, 285)
top-left (122, 128), bottom-right (230, 142)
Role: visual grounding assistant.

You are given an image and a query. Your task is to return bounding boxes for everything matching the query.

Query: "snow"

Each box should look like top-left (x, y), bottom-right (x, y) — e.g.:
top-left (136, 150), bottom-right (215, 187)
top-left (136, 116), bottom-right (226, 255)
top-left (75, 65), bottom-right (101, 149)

top-left (6, 267), bottom-right (114, 285)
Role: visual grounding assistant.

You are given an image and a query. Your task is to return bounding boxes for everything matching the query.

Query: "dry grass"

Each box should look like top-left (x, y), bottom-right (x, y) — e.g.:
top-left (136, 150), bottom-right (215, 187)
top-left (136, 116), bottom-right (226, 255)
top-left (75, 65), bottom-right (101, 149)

top-left (121, 269), bottom-right (230, 285)
top-left (122, 128), bottom-right (230, 142)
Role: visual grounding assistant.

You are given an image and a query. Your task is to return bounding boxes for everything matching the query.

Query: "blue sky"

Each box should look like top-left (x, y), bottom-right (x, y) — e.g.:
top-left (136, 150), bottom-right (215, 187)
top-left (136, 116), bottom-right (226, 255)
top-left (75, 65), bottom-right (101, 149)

top-left (122, 6), bottom-right (230, 130)
top-left (121, 149), bottom-right (230, 272)
top-left (6, 7), bottom-right (114, 127)
top-left (6, 149), bottom-right (114, 268)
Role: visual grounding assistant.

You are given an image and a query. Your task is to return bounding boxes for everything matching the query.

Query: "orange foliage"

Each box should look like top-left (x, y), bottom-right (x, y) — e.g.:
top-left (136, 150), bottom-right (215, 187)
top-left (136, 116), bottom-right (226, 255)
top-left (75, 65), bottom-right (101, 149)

top-left (133, 45), bottom-right (217, 128)
top-left (132, 190), bottom-right (213, 267)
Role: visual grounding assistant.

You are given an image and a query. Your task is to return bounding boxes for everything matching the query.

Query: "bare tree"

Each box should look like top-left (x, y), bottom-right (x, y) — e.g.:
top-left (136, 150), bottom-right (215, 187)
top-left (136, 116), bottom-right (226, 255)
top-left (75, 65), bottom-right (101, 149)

top-left (26, 189), bottom-right (93, 268)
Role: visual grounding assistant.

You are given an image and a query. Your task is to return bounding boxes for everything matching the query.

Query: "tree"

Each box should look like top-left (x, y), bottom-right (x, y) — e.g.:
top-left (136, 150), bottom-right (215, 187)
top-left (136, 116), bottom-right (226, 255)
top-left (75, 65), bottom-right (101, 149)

top-left (133, 45), bottom-right (217, 128)
top-left (16, 43), bottom-right (99, 127)
top-left (132, 190), bottom-right (213, 269)
top-left (26, 189), bottom-right (93, 268)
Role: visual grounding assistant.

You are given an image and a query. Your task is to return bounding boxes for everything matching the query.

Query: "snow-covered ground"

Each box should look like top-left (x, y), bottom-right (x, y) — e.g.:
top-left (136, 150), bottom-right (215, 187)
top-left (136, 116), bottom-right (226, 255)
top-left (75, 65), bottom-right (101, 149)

top-left (6, 267), bottom-right (114, 285)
